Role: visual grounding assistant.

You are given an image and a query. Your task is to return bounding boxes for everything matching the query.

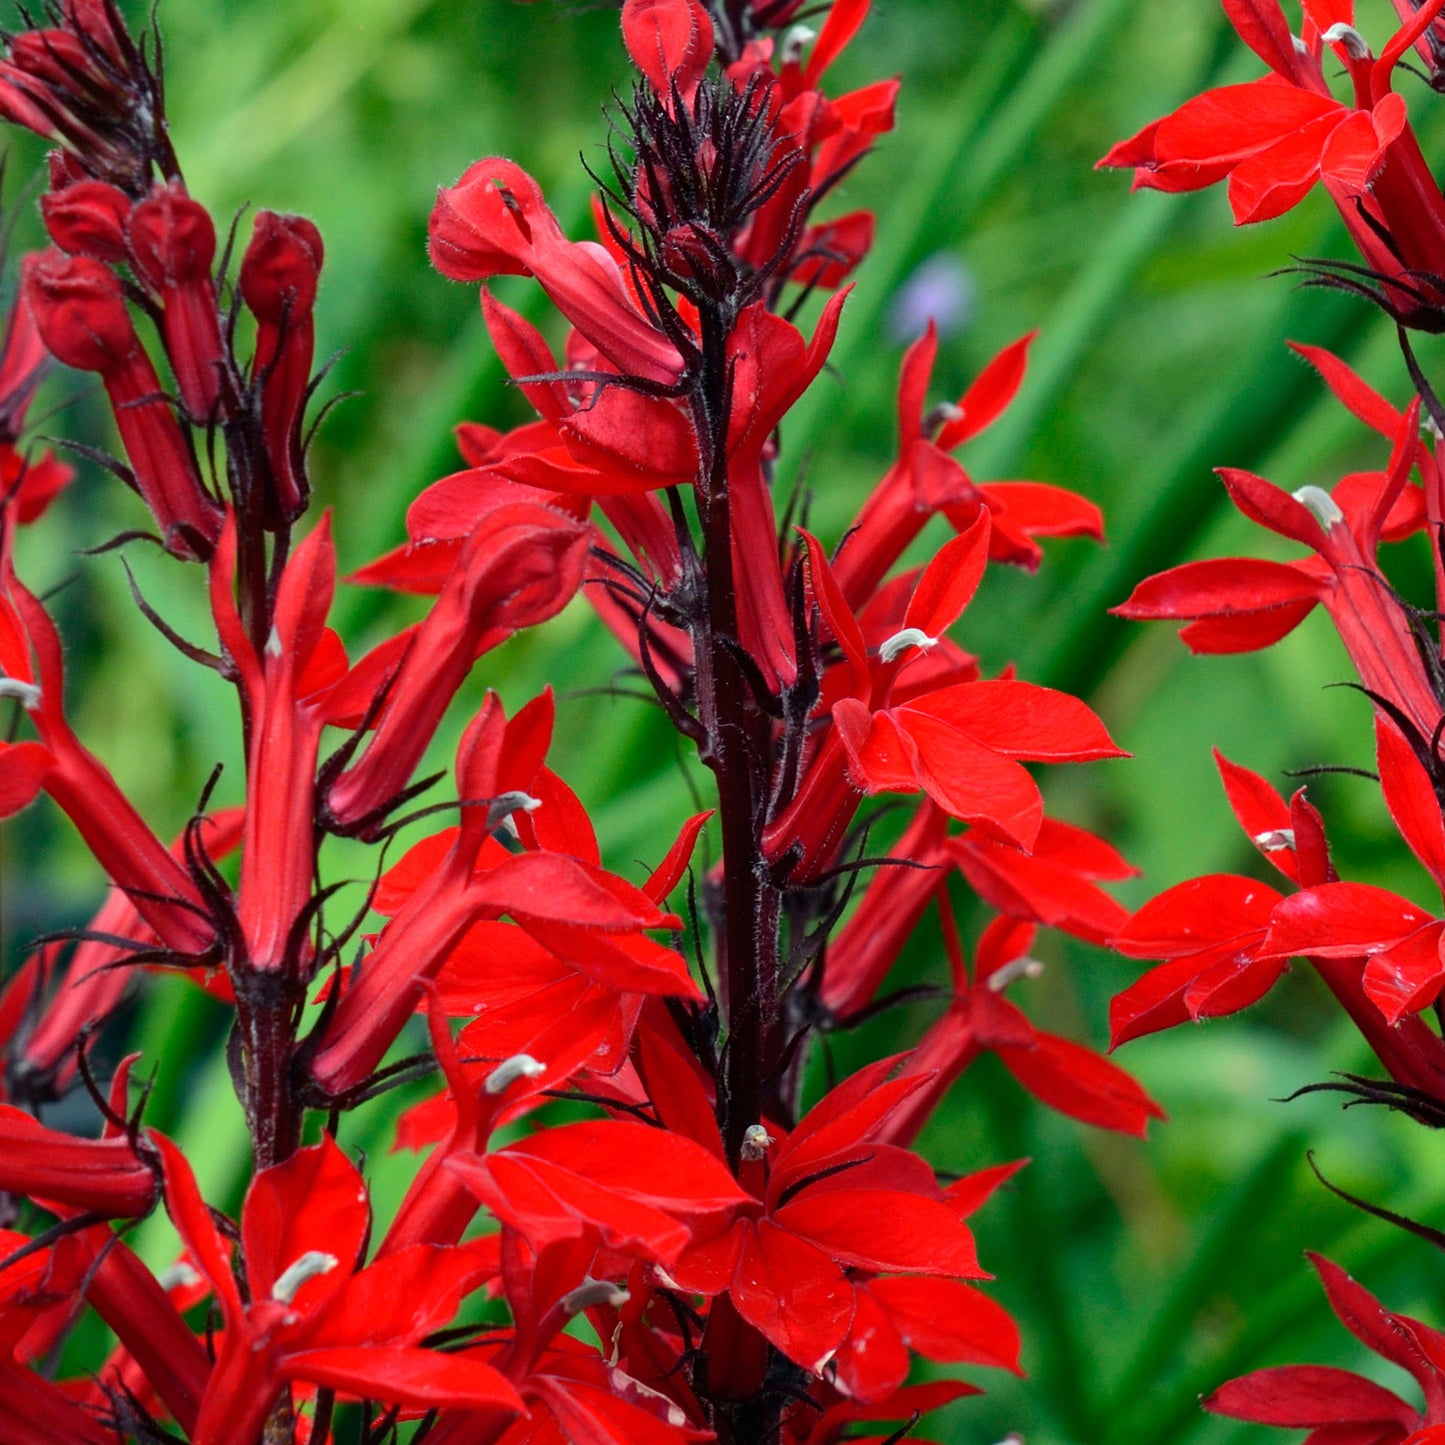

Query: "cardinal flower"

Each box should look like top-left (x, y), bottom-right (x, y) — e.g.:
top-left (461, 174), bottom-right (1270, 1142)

top-left (153, 1133), bottom-right (523, 1445)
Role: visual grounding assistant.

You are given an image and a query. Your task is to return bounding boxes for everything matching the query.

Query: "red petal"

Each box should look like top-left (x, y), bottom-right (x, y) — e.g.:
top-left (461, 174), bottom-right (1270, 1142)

top-left (902, 511), bottom-right (991, 639)
top-left (1215, 748), bottom-right (1300, 881)
top-left (1114, 556), bottom-right (1323, 620)
top-left (936, 331), bottom-right (1036, 449)
top-left (731, 1221), bottom-right (854, 1371)
top-left (1362, 922), bottom-right (1445, 1023)
top-left (775, 1190), bottom-right (983, 1277)
top-left (622, 0), bottom-right (714, 100)
top-left (0, 741), bottom-right (51, 817)
top-left (1112, 874), bottom-right (1281, 957)
top-left (906, 679), bottom-right (1125, 761)
top-left (996, 1031), bottom-right (1164, 1135)
top-left (1220, 466), bottom-right (1331, 546)
top-left (1205, 1366), bottom-right (1417, 1428)
top-left (866, 1276), bottom-right (1023, 1372)
top-left (1289, 342), bottom-right (1403, 439)
top-left (280, 1344), bottom-right (522, 1413)
top-left (242, 1136), bottom-right (368, 1306)
top-left (1223, 0), bottom-right (1307, 77)
top-left (1376, 713), bottom-right (1445, 888)
top-left (1263, 882), bottom-right (1435, 959)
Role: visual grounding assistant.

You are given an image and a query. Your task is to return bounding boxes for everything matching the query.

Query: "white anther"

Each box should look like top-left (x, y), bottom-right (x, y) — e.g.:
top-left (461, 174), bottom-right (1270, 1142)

top-left (741, 1123), bottom-right (774, 1160)
top-left (810, 1349), bottom-right (837, 1376)
top-left (265, 625), bottom-right (284, 659)
top-left (923, 400), bottom-right (966, 436)
top-left (271, 1250), bottom-right (338, 1304)
top-left (986, 956), bottom-right (1045, 992)
top-left (158, 1261), bottom-right (202, 1292)
top-left (1292, 484), bottom-right (1344, 529)
top-left (782, 24), bottom-right (816, 63)
top-left (990, 1435), bottom-right (1026, 1445)
top-left (1322, 23), bottom-right (1371, 59)
top-left (878, 627), bottom-right (939, 664)
top-left (0, 677), bottom-right (41, 710)
top-left (1425, 413), bottom-right (1444, 443)
top-left (1253, 828), bottom-right (1296, 852)
top-left (485, 1053), bottom-right (547, 1095)
top-left (486, 790), bottom-right (542, 835)
top-left (1292, 33), bottom-right (1311, 56)
top-left (561, 1278), bottom-right (630, 1315)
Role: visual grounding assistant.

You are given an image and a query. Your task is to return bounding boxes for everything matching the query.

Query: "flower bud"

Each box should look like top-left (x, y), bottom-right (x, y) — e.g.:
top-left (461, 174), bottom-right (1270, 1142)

top-left (41, 178), bottom-right (132, 261)
top-left (24, 248), bottom-right (220, 556)
top-left (240, 211), bottom-right (325, 522)
top-left (128, 183), bottom-right (226, 418)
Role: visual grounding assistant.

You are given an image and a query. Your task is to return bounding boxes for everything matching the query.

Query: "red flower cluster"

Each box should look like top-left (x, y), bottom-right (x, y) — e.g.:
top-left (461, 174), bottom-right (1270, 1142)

top-left (0, 2), bottom-right (1151, 1443)
top-left (1103, 1), bottom-right (1445, 1434)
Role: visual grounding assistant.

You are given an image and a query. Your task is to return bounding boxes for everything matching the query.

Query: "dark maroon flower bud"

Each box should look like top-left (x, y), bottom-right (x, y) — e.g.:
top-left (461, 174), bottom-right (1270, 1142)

top-left (239, 210), bottom-right (324, 522)
top-left (24, 248), bottom-right (220, 557)
top-left (41, 177), bottom-right (132, 261)
top-left (127, 183), bottom-right (227, 418)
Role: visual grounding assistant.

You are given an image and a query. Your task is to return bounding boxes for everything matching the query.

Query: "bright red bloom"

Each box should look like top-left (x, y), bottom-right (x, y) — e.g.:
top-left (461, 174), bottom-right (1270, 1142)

top-left (669, 1058), bottom-right (987, 1374)
top-left (154, 1132), bottom-right (523, 1445)
top-left (1100, 0), bottom-right (1445, 322)
top-left (1206, 1253), bottom-right (1445, 1444)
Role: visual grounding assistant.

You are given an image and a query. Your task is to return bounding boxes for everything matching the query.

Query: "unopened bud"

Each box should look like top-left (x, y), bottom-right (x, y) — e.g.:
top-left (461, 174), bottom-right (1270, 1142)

top-left (1322, 23), bottom-right (1371, 60)
top-left (127, 184), bottom-right (217, 289)
top-left (41, 180), bottom-right (131, 262)
top-left (484, 1052), bottom-right (546, 1095)
top-left (741, 1123), bottom-right (774, 1160)
top-left (0, 677), bottom-right (41, 710)
top-left (24, 249), bottom-right (135, 373)
top-left (1292, 484), bottom-right (1344, 530)
top-left (240, 211), bottom-right (324, 322)
top-left (878, 626), bottom-right (938, 663)
top-left (986, 956), bottom-right (1045, 991)
top-left (271, 1250), bottom-right (338, 1304)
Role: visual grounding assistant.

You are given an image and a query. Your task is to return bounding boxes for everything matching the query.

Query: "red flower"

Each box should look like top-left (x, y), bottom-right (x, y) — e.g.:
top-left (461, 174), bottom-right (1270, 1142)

top-left (1100, 0), bottom-right (1445, 322)
top-left (154, 1132), bottom-right (523, 1445)
top-left (1205, 1253), bottom-right (1445, 1444)
top-left (669, 1058), bottom-right (987, 1375)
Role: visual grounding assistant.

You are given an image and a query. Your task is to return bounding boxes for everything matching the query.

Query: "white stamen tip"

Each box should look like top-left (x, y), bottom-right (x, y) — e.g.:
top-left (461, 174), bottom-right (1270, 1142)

top-left (1425, 414), bottom-right (1444, 443)
top-left (986, 956), bottom-right (1045, 992)
top-left (782, 24), bottom-right (816, 62)
top-left (924, 400), bottom-right (966, 436)
top-left (271, 1251), bottom-right (338, 1304)
top-left (487, 790), bottom-right (542, 835)
top-left (1292, 484), bottom-right (1344, 530)
top-left (810, 1349), bottom-right (836, 1376)
top-left (1253, 828), bottom-right (1296, 852)
top-left (1292, 33), bottom-right (1311, 55)
top-left (1322, 23), bottom-right (1371, 59)
top-left (879, 627), bottom-right (939, 663)
top-left (741, 1123), bottom-right (774, 1160)
top-left (158, 1261), bottom-right (202, 1292)
top-left (265, 625), bottom-right (284, 659)
top-left (562, 1278), bottom-right (630, 1314)
top-left (0, 677), bottom-right (41, 710)
top-left (485, 1052), bottom-right (546, 1095)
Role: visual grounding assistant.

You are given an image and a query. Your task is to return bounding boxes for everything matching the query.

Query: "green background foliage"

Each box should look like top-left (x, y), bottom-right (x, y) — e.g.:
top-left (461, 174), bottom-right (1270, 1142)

top-left (7, 0), bottom-right (1445, 1439)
